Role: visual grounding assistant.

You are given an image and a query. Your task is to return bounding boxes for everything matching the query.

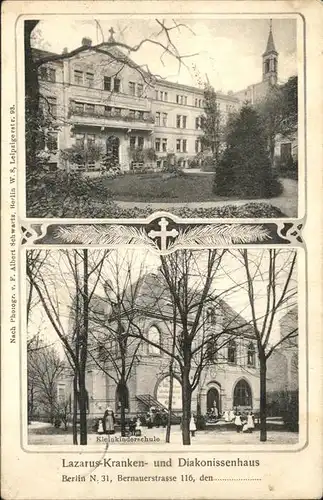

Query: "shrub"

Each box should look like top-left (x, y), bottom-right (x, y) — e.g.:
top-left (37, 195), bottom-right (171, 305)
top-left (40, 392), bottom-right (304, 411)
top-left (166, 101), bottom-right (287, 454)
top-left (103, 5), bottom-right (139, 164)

top-left (26, 170), bottom-right (115, 218)
top-left (214, 105), bottom-right (283, 198)
top-left (275, 156), bottom-right (298, 180)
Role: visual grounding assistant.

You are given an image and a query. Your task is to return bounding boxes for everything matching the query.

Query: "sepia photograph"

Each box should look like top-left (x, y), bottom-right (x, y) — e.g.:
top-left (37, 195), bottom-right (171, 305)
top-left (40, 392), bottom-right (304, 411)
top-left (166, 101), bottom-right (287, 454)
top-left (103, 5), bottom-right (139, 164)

top-left (25, 17), bottom-right (299, 219)
top-left (26, 248), bottom-right (299, 447)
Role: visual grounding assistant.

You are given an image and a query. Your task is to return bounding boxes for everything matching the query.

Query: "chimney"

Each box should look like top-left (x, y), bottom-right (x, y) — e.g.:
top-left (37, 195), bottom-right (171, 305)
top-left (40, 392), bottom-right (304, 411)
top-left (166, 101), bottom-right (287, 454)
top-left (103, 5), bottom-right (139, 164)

top-left (81, 37), bottom-right (92, 47)
top-left (62, 47), bottom-right (68, 54)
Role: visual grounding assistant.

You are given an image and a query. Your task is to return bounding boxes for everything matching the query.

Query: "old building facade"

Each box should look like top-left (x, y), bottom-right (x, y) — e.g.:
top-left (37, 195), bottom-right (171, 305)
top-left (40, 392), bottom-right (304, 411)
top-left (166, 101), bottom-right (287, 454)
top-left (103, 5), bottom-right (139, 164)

top-left (58, 272), bottom-right (261, 420)
top-left (34, 24), bottom-right (295, 173)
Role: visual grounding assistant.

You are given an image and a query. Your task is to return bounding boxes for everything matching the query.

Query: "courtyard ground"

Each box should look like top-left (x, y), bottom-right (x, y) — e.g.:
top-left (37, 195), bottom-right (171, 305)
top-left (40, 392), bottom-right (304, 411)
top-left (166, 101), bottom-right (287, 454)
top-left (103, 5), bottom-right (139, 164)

top-left (28, 422), bottom-right (299, 447)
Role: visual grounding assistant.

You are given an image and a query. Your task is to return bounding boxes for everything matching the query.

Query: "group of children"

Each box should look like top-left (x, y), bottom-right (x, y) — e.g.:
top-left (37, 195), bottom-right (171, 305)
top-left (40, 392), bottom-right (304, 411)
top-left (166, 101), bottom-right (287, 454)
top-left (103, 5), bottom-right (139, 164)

top-left (233, 411), bottom-right (255, 433)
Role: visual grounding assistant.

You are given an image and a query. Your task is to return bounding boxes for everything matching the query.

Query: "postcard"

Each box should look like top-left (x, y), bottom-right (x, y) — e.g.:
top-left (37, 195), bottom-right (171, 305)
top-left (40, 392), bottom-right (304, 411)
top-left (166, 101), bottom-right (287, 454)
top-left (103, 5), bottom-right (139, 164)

top-left (1, 1), bottom-right (322, 499)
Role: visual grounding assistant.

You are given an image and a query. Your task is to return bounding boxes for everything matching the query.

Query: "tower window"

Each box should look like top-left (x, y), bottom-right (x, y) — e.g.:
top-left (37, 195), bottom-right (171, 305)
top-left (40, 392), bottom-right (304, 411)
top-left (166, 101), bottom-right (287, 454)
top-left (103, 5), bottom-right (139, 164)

top-left (227, 340), bottom-right (237, 364)
top-left (247, 342), bottom-right (256, 367)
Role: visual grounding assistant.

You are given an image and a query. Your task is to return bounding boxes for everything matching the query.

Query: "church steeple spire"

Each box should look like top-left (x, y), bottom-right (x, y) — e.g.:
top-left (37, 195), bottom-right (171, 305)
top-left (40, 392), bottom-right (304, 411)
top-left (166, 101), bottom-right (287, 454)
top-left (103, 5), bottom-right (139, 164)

top-left (262, 19), bottom-right (278, 85)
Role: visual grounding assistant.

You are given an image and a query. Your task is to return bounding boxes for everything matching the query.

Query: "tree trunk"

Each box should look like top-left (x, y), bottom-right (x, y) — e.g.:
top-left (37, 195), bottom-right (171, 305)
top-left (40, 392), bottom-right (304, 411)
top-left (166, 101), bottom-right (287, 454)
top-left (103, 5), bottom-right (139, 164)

top-left (165, 361), bottom-right (174, 443)
top-left (72, 375), bottom-right (78, 445)
top-left (181, 367), bottom-right (192, 445)
top-left (24, 20), bottom-right (40, 170)
top-left (259, 355), bottom-right (267, 442)
top-left (119, 380), bottom-right (127, 438)
top-left (79, 249), bottom-right (89, 445)
top-left (78, 371), bottom-right (88, 445)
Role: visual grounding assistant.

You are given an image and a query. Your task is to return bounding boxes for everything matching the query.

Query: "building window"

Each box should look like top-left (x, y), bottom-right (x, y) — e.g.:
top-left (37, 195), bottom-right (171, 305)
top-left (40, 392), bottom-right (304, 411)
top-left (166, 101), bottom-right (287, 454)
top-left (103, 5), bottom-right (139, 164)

top-left (104, 105), bottom-right (112, 115)
top-left (85, 72), bottom-right (94, 88)
top-left (138, 136), bottom-right (144, 150)
top-left (162, 113), bottom-right (168, 126)
top-left (39, 66), bottom-right (56, 82)
top-left (247, 342), bottom-right (256, 367)
top-left (147, 326), bottom-right (161, 355)
top-left (155, 138), bottom-right (161, 152)
top-left (195, 117), bottom-right (202, 129)
top-left (280, 143), bottom-right (292, 160)
top-left (74, 102), bottom-right (84, 114)
top-left (129, 109), bottom-right (135, 118)
top-left (114, 78), bottom-right (121, 93)
top-left (162, 138), bottom-right (167, 152)
top-left (47, 131), bottom-right (58, 151)
top-left (159, 91), bottom-right (168, 101)
top-left (227, 340), bottom-right (237, 364)
top-left (176, 94), bottom-right (187, 105)
top-left (206, 308), bottom-right (215, 324)
top-left (75, 134), bottom-right (85, 148)
top-left (195, 140), bottom-right (201, 153)
top-left (176, 139), bottom-right (187, 153)
top-left (129, 82), bottom-right (136, 95)
top-left (48, 68), bottom-right (56, 82)
top-left (130, 136), bottom-right (136, 149)
top-left (74, 70), bottom-right (83, 85)
top-left (176, 115), bottom-right (187, 129)
top-left (85, 103), bottom-right (95, 114)
top-left (155, 112), bottom-right (160, 126)
top-left (206, 338), bottom-right (218, 362)
top-left (87, 134), bottom-right (95, 148)
top-left (114, 107), bottom-right (121, 116)
top-left (104, 76), bottom-right (111, 91)
top-left (47, 97), bottom-right (57, 117)
top-left (138, 111), bottom-right (144, 120)
top-left (137, 83), bottom-right (143, 97)
top-left (233, 379), bottom-right (252, 407)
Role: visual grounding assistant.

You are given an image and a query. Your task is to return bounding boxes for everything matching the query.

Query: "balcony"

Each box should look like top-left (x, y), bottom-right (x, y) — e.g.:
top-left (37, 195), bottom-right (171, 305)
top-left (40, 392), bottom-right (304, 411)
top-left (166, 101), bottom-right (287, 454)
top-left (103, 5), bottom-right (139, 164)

top-left (68, 107), bottom-right (155, 131)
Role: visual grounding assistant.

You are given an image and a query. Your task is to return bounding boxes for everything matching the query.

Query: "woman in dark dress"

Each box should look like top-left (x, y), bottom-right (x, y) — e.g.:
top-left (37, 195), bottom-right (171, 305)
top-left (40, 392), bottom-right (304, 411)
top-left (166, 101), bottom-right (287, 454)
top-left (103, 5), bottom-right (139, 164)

top-left (103, 407), bottom-right (115, 435)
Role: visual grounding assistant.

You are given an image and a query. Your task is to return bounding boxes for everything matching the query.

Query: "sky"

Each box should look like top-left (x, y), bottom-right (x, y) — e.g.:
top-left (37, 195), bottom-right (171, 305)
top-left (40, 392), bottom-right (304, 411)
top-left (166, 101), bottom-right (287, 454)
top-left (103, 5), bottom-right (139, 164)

top-left (32, 17), bottom-right (297, 93)
top-left (27, 248), bottom-right (297, 357)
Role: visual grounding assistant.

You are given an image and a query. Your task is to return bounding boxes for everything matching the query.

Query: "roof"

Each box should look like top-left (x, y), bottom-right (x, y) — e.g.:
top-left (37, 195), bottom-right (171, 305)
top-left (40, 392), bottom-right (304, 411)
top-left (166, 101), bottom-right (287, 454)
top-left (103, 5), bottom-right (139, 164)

top-left (263, 27), bottom-right (277, 56)
top-left (89, 271), bottom-right (254, 338)
top-left (32, 47), bottom-right (63, 64)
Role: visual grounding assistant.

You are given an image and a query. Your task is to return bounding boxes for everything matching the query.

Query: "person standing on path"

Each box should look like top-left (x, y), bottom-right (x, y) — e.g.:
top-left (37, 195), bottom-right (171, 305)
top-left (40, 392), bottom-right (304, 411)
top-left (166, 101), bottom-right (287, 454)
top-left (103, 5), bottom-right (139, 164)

top-left (234, 412), bottom-right (242, 433)
top-left (190, 414), bottom-right (197, 437)
top-left (103, 407), bottom-right (115, 435)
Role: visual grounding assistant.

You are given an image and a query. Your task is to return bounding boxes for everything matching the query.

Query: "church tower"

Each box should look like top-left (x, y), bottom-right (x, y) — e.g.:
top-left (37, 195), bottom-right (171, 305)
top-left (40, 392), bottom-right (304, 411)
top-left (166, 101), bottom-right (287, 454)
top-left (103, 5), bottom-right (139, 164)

top-left (262, 20), bottom-right (278, 85)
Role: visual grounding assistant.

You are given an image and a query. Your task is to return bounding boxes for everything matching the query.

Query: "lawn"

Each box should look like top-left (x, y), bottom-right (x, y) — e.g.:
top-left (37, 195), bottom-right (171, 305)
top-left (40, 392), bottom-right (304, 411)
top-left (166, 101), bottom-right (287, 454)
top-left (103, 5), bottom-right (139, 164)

top-left (101, 172), bottom-right (226, 203)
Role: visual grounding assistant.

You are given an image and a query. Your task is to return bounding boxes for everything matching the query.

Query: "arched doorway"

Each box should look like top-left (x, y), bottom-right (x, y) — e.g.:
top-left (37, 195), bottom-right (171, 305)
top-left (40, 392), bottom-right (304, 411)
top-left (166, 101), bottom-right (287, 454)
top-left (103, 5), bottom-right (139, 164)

top-left (207, 387), bottom-right (220, 414)
top-left (106, 136), bottom-right (120, 165)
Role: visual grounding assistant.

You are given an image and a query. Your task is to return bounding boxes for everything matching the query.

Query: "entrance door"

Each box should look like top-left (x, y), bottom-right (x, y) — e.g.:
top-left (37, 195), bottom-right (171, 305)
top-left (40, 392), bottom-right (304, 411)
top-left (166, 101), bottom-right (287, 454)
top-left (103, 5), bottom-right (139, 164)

top-left (207, 387), bottom-right (220, 414)
top-left (106, 136), bottom-right (120, 166)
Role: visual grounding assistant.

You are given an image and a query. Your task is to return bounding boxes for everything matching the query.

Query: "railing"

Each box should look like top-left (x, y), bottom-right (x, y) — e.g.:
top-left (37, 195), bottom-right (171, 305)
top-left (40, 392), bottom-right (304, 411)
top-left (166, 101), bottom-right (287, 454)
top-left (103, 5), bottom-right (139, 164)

top-left (68, 107), bottom-right (155, 124)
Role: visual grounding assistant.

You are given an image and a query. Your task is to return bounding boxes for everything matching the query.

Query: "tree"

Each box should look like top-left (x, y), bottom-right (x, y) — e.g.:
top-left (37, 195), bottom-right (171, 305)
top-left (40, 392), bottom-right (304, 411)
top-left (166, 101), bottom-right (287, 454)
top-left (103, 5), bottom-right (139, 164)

top-left (126, 250), bottom-right (253, 445)
top-left (27, 340), bottom-right (65, 423)
top-left (26, 249), bottom-right (109, 444)
top-left (258, 76), bottom-right (298, 167)
top-left (214, 104), bottom-right (282, 198)
top-left (87, 252), bottom-right (146, 437)
top-left (200, 84), bottom-right (223, 166)
top-left (237, 249), bottom-right (297, 441)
